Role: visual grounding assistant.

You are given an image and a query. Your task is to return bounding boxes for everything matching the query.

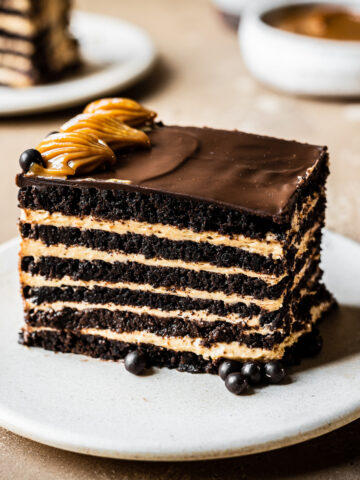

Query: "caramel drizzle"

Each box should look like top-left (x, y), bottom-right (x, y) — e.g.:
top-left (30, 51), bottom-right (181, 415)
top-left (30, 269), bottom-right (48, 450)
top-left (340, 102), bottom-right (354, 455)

top-left (30, 132), bottom-right (116, 177)
top-left (26, 98), bottom-right (156, 178)
top-left (84, 98), bottom-right (157, 126)
top-left (60, 112), bottom-right (150, 151)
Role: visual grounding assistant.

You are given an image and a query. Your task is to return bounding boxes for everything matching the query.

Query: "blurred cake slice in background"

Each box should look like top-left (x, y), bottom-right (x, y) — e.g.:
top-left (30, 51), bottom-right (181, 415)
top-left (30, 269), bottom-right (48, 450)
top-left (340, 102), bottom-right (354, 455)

top-left (0, 0), bottom-right (80, 87)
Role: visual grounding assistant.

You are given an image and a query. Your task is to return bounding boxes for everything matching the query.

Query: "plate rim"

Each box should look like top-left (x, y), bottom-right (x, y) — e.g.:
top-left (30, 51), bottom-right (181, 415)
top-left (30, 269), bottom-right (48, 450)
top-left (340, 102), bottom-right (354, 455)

top-left (1, 400), bottom-right (360, 461)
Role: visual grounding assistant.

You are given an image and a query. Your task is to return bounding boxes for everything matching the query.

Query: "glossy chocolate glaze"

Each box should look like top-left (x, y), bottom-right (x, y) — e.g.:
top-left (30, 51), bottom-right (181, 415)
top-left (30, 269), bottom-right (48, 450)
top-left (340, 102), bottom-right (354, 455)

top-left (17, 125), bottom-right (327, 219)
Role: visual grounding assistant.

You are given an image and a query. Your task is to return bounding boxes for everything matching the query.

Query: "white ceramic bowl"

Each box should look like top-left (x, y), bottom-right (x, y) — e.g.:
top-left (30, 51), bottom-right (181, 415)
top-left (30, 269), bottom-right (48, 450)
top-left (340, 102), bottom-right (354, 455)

top-left (211, 0), bottom-right (252, 28)
top-left (211, 0), bottom-right (251, 17)
top-left (239, 0), bottom-right (360, 97)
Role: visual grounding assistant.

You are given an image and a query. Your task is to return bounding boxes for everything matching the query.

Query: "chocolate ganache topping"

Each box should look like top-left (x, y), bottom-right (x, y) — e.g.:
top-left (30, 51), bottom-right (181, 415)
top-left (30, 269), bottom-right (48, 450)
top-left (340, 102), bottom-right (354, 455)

top-left (19, 98), bottom-right (155, 178)
top-left (18, 123), bottom-right (327, 219)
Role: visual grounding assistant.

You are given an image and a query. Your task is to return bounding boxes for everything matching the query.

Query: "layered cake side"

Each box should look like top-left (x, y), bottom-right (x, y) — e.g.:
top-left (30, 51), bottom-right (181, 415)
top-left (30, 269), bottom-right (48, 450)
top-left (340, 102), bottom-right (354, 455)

top-left (0, 0), bottom-right (79, 87)
top-left (16, 98), bottom-right (335, 391)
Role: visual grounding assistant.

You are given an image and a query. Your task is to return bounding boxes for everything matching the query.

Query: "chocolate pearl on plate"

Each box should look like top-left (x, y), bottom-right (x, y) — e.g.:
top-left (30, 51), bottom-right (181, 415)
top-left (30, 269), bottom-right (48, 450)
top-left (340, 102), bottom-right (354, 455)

top-left (264, 361), bottom-right (286, 384)
top-left (302, 333), bottom-right (323, 357)
top-left (225, 373), bottom-right (248, 395)
top-left (241, 362), bottom-right (262, 385)
top-left (218, 359), bottom-right (242, 380)
top-left (124, 350), bottom-right (146, 375)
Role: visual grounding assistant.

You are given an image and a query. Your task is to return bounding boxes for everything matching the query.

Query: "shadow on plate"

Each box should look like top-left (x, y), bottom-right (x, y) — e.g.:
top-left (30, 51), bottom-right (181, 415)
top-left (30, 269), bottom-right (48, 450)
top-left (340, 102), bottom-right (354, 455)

top-left (295, 304), bottom-right (360, 373)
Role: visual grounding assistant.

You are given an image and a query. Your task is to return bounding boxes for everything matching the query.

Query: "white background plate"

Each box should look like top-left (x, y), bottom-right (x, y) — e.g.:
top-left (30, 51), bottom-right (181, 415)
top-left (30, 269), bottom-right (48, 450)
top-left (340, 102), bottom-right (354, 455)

top-left (0, 11), bottom-right (156, 116)
top-left (0, 230), bottom-right (359, 461)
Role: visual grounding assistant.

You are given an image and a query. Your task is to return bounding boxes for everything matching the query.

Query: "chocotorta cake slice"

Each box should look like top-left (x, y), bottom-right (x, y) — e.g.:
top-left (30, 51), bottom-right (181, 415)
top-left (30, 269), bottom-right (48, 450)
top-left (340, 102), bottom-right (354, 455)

top-left (0, 0), bottom-right (79, 87)
top-left (16, 98), bottom-right (335, 394)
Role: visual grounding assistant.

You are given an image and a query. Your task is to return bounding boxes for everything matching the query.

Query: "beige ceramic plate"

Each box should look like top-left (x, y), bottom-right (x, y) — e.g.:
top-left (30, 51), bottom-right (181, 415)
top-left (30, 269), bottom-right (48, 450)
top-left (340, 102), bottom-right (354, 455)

top-left (0, 230), bottom-right (359, 461)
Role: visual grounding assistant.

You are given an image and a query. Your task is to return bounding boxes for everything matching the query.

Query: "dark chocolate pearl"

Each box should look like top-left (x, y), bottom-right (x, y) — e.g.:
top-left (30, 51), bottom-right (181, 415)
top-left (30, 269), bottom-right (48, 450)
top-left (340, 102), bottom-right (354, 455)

top-left (312, 326), bottom-right (320, 336)
top-left (302, 334), bottom-right (323, 357)
top-left (225, 373), bottom-right (248, 395)
top-left (241, 362), bottom-right (262, 385)
top-left (124, 350), bottom-right (146, 375)
top-left (46, 130), bottom-right (59, 137)
top-left (218, 360), bottom-right (241, 381)
top-left (283, 350), bottom-right (301, 367)
top-left (19, 148), bottom-right (44, 172)
top-left (264, 361), bottom-right (286, 384)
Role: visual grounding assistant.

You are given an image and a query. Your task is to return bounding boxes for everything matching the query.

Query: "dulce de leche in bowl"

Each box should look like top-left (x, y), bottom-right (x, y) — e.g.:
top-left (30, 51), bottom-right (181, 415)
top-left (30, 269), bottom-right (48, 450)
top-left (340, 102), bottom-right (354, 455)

top-left (239, 0), bottom-right (360, 97)
top-left (263, 3), bottom-right (360, 41)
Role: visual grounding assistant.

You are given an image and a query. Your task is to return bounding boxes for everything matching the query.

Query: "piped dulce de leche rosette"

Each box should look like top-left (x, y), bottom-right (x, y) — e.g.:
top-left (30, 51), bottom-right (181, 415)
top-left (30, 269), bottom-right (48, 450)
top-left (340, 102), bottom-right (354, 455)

top-left (15, 97), bottom-right (335, 395)
top-left (19, 98), bottom-right (156, 177)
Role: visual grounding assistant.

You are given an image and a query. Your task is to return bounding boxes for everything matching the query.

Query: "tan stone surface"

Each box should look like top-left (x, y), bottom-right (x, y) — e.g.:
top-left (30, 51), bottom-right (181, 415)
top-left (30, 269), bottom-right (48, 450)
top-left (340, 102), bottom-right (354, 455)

top-left (1, 0), bottom-right (360, 478)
